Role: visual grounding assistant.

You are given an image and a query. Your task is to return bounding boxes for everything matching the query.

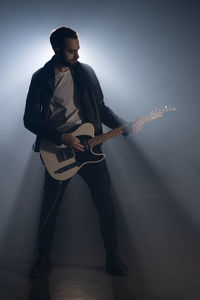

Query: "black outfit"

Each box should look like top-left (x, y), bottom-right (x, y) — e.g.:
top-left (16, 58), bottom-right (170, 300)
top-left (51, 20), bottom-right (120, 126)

top-left (24, 55), bottom-right (127, 152)
top-left (39, 160), bottom-right (118, 255)
top-left (24, 55), bottom-right (129, 257)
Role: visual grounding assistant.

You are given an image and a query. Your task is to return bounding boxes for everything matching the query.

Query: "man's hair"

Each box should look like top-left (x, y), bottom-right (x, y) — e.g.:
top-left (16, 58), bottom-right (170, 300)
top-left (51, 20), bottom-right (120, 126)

top-left (50, 27), bottom-right (78, 51)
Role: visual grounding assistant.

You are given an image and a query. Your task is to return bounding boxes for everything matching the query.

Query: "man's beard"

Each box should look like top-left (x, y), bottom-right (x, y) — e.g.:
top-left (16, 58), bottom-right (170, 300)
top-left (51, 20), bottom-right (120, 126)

top-left (60, 57), bottom-right (71, 67)
top-left (60, 55), bottom-right (77, 67)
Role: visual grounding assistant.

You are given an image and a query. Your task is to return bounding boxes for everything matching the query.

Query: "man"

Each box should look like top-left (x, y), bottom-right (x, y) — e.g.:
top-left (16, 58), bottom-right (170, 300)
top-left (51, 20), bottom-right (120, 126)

top-left (24, 27), bottom-right (142, 278)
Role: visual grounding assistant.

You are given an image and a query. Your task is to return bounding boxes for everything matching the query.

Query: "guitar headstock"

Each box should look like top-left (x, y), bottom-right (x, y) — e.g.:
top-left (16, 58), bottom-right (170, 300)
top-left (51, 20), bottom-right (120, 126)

top-left (151, 105), bottom-right (176, 119)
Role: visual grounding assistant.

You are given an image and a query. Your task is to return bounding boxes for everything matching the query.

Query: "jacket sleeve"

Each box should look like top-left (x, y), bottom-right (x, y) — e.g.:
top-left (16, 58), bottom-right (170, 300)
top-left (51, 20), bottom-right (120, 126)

top-left (23, 71), bottom-right (64, 145)
top-left (87, 65), bottom-right (132, 135)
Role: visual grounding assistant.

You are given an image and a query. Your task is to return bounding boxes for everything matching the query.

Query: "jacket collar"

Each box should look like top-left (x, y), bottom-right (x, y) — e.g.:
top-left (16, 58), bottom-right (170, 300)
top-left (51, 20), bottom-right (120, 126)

top-left (42, 55), bottom-right (56, 92)
top-left (42, 55), bottom-right (90, 93)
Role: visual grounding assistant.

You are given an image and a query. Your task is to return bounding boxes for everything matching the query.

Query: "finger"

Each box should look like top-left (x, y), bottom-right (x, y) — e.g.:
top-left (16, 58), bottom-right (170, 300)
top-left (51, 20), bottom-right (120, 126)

top-left (74, 136), bottom-right (85, 145)
top-left (74, 142), bottom-right (85, 149)
top-left (133, 125), bottom-right (138, 132)
top-left (74, 137), bottom-right (81, 142)
top-left (133, 124), bottom-right (142, 133)
top-left (75, 147), bottom-right (85, 152)
top-left (74, 144), bottom-right (85, 151)
top-left (136, 122), bottom-right (142, 130)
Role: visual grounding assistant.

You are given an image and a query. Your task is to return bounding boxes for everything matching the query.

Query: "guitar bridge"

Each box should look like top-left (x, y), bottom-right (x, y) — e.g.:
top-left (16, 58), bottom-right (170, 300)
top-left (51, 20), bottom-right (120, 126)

top-left (55, 161), bottom-right (79, 174)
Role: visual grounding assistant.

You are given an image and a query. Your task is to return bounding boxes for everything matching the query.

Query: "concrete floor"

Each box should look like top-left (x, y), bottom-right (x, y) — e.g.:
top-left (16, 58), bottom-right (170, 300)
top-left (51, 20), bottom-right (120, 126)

top-left (0, 254), bottom-right (200, 300)
top-left (0, 180), bottom-right (200, 300)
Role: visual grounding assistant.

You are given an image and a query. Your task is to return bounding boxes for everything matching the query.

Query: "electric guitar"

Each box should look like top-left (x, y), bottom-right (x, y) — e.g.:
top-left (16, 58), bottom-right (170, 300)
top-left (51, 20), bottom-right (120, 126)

top-left (40, 106), bottom-right (176, 180)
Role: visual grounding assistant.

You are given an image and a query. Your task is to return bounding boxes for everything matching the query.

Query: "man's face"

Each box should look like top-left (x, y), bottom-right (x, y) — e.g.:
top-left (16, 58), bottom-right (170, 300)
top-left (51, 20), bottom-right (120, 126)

top-left (56, 38), bottom-right (80, 67)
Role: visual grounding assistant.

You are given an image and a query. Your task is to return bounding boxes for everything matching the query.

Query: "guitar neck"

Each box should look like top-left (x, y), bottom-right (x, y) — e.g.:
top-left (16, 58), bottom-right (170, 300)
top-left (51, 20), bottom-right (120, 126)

top-left (87, 125), bottom-right (124, 147)
top-left (87, 114), bottom-right (153, 147)
top-left (87, 105), bottom-right (176, 148)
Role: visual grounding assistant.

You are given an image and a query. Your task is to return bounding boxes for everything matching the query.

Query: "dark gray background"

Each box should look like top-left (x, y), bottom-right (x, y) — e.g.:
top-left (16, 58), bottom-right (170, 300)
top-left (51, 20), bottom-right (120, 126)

top-left (0, 0), bottom-right (199, 299)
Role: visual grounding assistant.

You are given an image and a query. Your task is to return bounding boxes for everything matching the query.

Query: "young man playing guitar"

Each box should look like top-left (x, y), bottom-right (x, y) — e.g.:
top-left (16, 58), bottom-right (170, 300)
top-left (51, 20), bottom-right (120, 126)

top-left (24, 27), bottom-right (143, 278)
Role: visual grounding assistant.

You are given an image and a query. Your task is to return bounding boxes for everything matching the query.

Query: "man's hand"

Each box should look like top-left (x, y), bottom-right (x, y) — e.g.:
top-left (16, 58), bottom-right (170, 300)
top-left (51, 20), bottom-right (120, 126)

top-left (61, 133), bottom-right (85, 152)
top-left (132, 118), bottom-right (143, 133)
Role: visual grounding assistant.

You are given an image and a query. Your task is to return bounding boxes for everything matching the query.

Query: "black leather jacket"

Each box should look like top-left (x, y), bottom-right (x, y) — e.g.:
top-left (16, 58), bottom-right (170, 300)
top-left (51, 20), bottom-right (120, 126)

top-left (23, 55), bottom-right (128, 152)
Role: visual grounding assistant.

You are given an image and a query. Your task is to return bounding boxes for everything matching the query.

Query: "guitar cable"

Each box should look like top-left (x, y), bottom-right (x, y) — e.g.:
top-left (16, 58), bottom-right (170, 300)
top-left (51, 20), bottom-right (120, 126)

top-left (39, 180), bottom-right (62, 235)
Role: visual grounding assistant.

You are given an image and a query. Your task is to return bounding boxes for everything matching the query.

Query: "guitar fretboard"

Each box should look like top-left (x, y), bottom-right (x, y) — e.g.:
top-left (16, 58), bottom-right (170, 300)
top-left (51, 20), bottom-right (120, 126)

top-left (87, 107), bottom-right (175, 148)
top-left (87, 126), bottom-right (124, 147)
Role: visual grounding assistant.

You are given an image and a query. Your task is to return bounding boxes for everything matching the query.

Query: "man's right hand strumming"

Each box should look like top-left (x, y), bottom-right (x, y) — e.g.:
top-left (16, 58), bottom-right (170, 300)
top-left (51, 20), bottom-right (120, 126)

top-left (61, 133), bottom-right (85, 152)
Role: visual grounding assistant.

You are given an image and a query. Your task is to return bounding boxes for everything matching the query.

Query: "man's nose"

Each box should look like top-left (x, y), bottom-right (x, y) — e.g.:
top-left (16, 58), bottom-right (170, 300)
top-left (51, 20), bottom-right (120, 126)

top-left (74, 52), bottom-right (79, 59)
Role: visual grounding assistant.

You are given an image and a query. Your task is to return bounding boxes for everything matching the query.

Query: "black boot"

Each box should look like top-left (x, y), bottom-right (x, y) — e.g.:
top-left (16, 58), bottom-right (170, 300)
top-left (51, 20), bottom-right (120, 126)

top-left (105, 251), bottom-right (128, 276)
top-left (29, 254), bottom-right (52, 278)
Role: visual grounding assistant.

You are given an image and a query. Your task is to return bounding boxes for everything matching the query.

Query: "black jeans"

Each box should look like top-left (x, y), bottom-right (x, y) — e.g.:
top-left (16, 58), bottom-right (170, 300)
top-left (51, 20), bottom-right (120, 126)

top-left (38, 159), bottom-right (119, 256)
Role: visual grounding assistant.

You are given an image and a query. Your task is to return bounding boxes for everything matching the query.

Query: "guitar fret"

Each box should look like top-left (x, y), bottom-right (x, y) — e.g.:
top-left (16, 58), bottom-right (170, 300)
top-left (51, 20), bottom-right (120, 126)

top-left (88, 126), bottom-right (124, 147)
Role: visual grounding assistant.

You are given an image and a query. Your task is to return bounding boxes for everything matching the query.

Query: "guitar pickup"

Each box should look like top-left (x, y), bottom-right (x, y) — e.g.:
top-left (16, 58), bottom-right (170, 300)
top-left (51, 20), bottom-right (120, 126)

top-left (56, 148), bottom-right (74, 162)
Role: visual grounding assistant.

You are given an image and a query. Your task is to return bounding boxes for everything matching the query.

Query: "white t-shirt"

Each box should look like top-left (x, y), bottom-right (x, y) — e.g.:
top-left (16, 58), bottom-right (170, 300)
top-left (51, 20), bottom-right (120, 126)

top-left (49, 69), bottom-right (82, 132)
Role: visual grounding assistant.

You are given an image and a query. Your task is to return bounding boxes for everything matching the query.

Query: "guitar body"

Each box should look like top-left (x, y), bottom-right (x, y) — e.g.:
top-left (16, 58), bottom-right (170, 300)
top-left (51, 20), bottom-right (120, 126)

top-left (40, 123), bottom-right (105, 181)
